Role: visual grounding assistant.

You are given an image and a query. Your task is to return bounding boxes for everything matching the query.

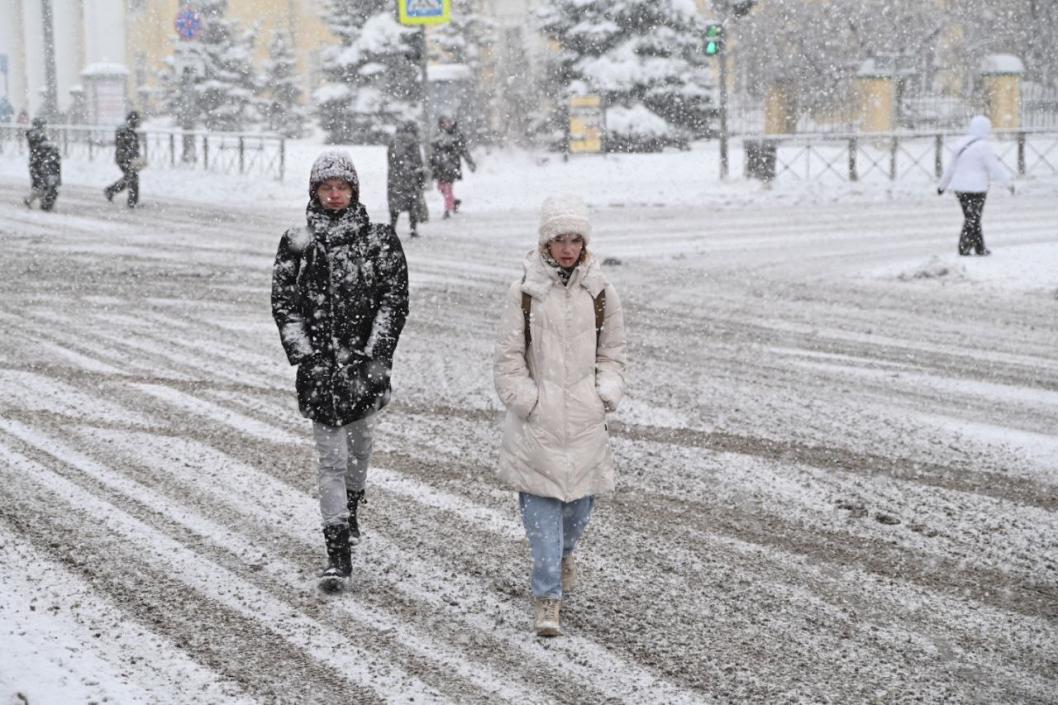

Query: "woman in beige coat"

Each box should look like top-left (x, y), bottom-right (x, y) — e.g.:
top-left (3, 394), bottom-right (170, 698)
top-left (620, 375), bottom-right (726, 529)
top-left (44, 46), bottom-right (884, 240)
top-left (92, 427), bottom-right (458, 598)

top-left (494, 193), bottom-right (626, 636)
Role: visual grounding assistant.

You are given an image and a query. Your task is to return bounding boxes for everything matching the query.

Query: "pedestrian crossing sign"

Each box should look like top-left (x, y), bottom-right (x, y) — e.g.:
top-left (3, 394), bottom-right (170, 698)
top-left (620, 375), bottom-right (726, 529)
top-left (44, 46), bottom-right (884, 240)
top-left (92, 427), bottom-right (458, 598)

top-left (398, 0), bottom-right (451, 25)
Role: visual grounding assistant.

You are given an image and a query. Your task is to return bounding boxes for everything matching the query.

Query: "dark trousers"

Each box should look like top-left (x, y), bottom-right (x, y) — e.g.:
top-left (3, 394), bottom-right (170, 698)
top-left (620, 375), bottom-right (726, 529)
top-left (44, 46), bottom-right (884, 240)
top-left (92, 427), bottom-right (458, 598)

top-left (956, 192), bottom-right (987, 255)
top-left (106, 166), bottom-right (139, 206)
top-left (389, 208), bottom-right (418, 235)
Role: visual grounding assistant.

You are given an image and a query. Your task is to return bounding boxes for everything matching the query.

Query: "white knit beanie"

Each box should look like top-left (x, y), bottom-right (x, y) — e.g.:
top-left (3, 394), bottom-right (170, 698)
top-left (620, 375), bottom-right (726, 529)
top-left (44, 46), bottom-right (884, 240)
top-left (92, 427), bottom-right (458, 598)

top-left (538, 193), bottom-right (591, 245)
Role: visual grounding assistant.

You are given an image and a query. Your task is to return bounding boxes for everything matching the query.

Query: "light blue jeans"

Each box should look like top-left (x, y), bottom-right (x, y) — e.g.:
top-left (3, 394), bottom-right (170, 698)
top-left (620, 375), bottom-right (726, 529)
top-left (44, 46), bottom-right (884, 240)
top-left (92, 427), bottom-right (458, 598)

top-left (519, 492), bottom-right (594, 599)
top-left (312, 415), bottom-right (376, 527)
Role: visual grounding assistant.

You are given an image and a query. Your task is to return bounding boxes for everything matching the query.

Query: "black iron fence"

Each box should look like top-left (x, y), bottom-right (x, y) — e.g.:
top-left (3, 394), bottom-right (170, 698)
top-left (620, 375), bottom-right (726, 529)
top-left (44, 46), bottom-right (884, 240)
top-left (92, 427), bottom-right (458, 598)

top-left (743, 128), bottom-right (1058, 184)
top-left (0, 124), bottom-right (286, 180)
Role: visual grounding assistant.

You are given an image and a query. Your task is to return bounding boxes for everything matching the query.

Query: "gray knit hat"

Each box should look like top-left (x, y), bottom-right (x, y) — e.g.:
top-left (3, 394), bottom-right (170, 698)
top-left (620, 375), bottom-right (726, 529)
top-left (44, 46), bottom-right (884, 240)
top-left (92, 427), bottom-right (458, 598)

top-left (538, 193), bottom-right (591, 245)
top-left (309, 149), bottom-right (359, 201)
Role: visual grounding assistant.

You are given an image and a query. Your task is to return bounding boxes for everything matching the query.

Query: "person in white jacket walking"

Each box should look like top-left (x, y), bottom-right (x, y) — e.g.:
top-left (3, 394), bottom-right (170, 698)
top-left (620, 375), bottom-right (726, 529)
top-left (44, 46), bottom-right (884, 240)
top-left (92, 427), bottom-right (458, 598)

top-left (937, 115), bottom-right (1014, 256)
top-left (494, 193), bottom-right (626, 637)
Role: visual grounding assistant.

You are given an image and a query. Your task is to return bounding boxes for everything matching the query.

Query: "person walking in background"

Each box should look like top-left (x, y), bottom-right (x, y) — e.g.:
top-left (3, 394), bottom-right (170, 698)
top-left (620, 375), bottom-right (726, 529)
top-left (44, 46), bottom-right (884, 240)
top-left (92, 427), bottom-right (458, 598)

top-left (493, 193), bottom-right (626, 637)
top-left (429, 115), bottom-right (475, 219)
top-left (23, 118), bottom-right (62, 211)
top-left (0, 96), bottom-right (13, 123)
top-left (386, 120), bottom-right (427, 239)
top-left (271, 150), bottom-right (409, 593)
top-left (104, 111), bottom-right (143, 208)
top-left (937, 115), bottom-right (1014, 257)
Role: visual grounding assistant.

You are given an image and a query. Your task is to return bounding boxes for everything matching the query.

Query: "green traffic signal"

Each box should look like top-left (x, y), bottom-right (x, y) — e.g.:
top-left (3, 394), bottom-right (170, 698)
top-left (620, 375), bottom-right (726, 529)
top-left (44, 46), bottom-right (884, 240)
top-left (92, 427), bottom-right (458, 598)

top-left (705, 23), bottom-right (723, 56)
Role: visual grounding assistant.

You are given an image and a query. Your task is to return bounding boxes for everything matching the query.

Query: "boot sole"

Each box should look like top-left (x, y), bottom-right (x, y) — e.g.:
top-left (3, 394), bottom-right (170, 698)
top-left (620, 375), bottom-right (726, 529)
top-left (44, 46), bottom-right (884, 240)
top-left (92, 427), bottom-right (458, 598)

top-left (535, 623), bottom-right (561, 637)
top-left (317, 575), bottom-right (349, 593)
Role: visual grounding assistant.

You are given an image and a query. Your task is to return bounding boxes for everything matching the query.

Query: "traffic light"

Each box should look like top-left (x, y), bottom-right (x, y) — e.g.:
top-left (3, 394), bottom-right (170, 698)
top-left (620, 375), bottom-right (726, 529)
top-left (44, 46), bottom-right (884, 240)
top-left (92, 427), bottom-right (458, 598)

top-left (705, 23), bottom-right (724, 56)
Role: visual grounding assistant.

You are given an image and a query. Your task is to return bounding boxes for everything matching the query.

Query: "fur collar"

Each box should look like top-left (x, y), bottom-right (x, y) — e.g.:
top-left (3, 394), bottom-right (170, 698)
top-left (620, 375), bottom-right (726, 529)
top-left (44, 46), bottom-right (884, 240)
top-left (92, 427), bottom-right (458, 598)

top-left (520, 249), bottom-right (606, 300)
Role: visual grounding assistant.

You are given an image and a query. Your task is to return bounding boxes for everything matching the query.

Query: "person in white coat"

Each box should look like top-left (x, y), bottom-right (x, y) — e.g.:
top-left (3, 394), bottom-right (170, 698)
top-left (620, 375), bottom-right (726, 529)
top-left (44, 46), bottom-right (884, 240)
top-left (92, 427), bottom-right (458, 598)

top-left (937, 115), bottom-right (1014, 256)
top-left (493, 193), bottom-right (626, 637)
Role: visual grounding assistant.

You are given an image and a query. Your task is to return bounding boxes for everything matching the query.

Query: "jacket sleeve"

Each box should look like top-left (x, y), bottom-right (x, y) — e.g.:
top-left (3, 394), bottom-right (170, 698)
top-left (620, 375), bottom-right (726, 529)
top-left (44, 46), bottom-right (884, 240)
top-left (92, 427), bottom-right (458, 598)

top-left (363, 225), bottom-right (409, 362)
top-left (984, 145), bottom-right (1012, 188)
top-left (493, 283), bottom-right (538, 419)
top-left (937, 156), bottom-right (955, 191)
top-left (595, 283), bottom-right (627, 412)
top-left (271, 229), bottom-right (315, 366)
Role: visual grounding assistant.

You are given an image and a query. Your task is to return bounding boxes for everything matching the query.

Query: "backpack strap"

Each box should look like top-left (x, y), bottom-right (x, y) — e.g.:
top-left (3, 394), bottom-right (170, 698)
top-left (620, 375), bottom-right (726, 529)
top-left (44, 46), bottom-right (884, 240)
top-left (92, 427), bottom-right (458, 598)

top-left (521, 292), bottom-right (532, 350)
top-left (593, 289), bottom-right (606, 348)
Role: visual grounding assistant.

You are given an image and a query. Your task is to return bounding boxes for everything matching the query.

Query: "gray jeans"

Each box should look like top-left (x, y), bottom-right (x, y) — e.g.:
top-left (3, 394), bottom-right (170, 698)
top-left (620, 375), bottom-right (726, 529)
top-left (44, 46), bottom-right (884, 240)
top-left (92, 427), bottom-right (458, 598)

top-left (312, 415), bottom-right (376, 527)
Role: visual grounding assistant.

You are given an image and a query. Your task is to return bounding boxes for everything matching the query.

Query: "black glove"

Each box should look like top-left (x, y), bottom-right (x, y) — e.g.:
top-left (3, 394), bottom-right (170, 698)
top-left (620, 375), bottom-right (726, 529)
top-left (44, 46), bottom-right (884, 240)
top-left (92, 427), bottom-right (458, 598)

top-left (936, 187), bottom-right (944, 195)
top-left (363, 359), bottom-right (390, 391)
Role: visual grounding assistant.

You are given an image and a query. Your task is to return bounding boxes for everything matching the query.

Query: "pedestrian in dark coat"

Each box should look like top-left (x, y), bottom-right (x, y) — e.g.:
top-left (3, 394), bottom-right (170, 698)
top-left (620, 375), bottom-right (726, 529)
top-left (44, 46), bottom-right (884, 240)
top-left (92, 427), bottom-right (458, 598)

top-left (429, 115), bottom-right (476, 219)
top-left (104, 110), bottom-right (142, 208)
top-left (271, 149), bottom-right (409, 592)
top-left (386, 120), bottom-right (426, 238)
top-left (23, 118), bottom-right (62, 211)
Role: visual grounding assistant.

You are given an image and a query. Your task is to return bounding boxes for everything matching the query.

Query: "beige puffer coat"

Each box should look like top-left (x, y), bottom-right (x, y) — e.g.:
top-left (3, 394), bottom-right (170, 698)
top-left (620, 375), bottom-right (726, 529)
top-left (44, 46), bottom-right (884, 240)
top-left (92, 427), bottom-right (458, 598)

top-left (494, 250), bottom-right (626, 501)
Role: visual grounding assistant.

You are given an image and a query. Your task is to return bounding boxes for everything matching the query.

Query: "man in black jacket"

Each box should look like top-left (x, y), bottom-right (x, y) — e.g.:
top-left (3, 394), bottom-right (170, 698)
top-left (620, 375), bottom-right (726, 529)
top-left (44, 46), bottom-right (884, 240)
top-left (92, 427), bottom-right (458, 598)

top-left (23, 118), bottom-right (62, 211)
top-left (104, 111), bottom-right (142, 207)
top-left (271, 149), bottom-right (409, 592)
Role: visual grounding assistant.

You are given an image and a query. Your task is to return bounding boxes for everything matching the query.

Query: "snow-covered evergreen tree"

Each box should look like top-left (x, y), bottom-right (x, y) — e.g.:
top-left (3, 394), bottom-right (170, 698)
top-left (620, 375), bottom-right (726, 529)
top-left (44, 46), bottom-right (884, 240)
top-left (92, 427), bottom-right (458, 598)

top-left (260, 30), bottom-right (308, 137)
top-left (158, 0), bottom-right (260, 132)
top-left (539, 0), bottom-right (713, 151)
top-left (315, 0), bottom-right (422, 144)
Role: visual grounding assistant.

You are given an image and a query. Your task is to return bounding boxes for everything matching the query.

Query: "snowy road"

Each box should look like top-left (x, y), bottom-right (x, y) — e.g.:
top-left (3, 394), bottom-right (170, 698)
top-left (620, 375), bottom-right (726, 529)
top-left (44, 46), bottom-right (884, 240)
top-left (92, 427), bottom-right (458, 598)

top-left (1, 178), bottom-right (1056, 704)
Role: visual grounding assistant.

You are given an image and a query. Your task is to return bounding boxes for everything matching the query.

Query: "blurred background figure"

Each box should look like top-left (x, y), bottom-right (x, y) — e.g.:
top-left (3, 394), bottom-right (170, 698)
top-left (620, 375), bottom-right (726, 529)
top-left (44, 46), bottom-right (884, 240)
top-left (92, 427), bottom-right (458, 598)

top-left (23, 118), bottom-right (62, 211)
top-left (386, 120), bottom-right (427, 239)
top-left (429, 115), bottom-right (476, 219)
top-left (104, 111), bottom-right (143, 208)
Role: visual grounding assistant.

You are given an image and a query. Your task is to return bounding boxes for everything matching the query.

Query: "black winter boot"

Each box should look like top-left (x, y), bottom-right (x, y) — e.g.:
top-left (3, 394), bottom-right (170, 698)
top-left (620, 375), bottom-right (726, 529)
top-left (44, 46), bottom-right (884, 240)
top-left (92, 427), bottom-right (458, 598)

top-left (318, 524), bottom-right (352, 593)
top-left (347, 489), bottom-right (366, 544)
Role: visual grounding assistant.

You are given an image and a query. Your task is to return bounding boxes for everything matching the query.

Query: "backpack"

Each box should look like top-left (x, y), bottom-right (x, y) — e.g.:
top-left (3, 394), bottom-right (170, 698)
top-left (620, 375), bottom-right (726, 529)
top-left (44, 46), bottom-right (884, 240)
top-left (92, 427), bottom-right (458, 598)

top-left (521, 289), bottom-right (606, 351)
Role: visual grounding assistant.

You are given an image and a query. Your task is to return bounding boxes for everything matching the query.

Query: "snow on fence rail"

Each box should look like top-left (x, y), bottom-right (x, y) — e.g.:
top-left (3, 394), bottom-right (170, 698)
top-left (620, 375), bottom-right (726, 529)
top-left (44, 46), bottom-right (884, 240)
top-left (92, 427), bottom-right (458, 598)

top-left (0, 124), bottom-right (286, 180)
top-left (742, 128), bottom-right (1058, 184)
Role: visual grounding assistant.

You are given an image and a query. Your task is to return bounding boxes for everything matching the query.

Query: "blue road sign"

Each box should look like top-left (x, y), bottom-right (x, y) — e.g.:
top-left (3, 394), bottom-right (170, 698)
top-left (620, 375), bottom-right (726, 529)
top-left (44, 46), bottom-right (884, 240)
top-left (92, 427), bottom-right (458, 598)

top-left (175, 7), bottom-right (203, 40)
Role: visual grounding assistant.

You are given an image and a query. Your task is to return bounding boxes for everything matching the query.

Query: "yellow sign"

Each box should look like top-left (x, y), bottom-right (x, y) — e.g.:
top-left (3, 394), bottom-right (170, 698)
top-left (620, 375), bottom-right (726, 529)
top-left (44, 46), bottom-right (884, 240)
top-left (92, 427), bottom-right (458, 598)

top-left (397, 0), bottom-right (451, 25)
top-left (569, 95), bottom-right (604, 154)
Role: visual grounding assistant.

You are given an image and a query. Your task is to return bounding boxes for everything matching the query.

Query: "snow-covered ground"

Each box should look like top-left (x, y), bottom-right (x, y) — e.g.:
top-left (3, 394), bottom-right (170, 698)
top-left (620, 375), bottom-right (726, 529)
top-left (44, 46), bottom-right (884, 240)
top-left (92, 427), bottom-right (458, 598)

top-left (1, 140), bottom-right (1056, 704)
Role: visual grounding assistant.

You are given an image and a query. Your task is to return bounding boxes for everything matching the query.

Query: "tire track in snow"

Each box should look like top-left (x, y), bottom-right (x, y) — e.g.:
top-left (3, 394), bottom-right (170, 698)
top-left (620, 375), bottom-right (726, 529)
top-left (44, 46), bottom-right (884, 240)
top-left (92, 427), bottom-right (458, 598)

top-left (0, 427), bottom-right (480, 705)
top-left (57, 423), bottom-right (715, 705)
top-left (0, 527), bottom-right (259, 705)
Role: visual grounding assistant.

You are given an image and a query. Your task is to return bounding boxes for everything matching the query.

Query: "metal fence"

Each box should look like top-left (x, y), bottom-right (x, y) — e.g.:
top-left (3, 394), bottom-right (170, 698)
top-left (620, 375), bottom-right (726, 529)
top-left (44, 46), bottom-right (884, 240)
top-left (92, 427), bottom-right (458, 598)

top-left (0, 124), bottom-right (286, 180)
top-left (742, 128), bottom-right (1058, 184)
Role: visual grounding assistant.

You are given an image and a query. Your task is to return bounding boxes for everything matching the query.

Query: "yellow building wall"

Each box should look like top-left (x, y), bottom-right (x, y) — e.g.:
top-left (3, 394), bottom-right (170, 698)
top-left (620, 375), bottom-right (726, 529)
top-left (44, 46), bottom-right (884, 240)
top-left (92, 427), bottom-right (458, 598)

top-left (857, 77), bottom-right (894, 133)
top-left (982, 74), bottom-right (1020, 129)
top-left (764, 84), bottom-right (797, 135)
top-left (125, 0), bottom-right (335, 112)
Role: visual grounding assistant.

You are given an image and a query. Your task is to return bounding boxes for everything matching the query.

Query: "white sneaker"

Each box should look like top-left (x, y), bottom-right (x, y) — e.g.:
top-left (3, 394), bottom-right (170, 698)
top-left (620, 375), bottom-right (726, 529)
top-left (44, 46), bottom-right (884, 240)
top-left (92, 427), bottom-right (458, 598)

top-left (534, 598), bottom-right (561, 637)
top-left (561, 554), bottom-right (576, 593)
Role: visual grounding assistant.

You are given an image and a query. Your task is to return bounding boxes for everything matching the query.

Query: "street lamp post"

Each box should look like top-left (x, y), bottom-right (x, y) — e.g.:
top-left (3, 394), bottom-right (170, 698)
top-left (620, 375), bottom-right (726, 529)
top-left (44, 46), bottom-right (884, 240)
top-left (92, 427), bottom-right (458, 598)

top-left (41, 0), bottom-right (59, 118)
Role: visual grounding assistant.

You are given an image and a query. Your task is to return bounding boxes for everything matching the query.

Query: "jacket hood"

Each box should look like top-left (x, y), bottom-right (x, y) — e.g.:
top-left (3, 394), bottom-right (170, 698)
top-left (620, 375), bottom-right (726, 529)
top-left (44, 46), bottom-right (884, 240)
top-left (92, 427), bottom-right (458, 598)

top-left (309, 149), bottom-right (360, 203)
top-left (968, 115), bottom-right (992, 139)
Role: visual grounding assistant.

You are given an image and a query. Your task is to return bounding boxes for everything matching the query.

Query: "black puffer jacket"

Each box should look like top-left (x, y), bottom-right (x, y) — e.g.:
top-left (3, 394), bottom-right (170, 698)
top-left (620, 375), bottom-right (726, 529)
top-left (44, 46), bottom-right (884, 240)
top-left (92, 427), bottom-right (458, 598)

top-left (429, 122), bottom-right (474, 182)
top-left (27, 132), bottom-right (61, 189)
top-left (115, 124), bottom-right (140, 168)
top-left (271, 201), bottom-right (409, 426)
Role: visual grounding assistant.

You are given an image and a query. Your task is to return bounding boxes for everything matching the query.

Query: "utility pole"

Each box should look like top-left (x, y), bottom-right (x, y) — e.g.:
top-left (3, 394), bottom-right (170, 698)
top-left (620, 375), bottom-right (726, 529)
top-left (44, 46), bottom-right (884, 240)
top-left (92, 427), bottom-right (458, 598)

top-left (705, 20), bottom-right (728, 179)
top-left (420, 26), bottom-right (431, 162)
top-left (41, 0), bottom-right (59, 119)
top-left (718, 39), bottom-right (728, 179)
top-left (709, 0), bottom-right (755, 180)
